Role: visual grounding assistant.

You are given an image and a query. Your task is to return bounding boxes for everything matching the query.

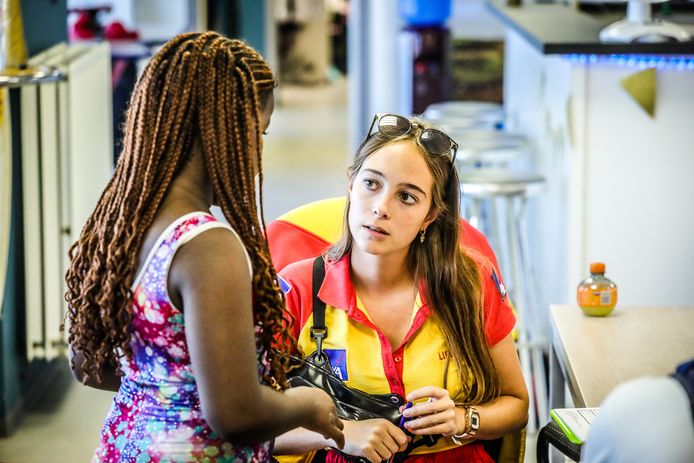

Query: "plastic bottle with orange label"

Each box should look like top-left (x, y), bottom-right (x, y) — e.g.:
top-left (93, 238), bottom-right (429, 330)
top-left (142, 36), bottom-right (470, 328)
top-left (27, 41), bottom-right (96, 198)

top-left (577, 262), bottom-right (618, 316)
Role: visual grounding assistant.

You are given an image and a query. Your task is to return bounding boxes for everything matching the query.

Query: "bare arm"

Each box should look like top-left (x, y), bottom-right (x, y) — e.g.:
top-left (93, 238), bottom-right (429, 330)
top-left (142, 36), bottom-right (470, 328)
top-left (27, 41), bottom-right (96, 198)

top-left (68, 345), bottom-right (121, 392)
top-left (404, 333), bottom-right (528, 440)
top-left (171, 228), bottom-right (343, 444)
top-left (274, 427), bottom-right (334, 455)
top-left (468, 332), bottom-right (529, 439)
top-left (275, 419), bottom-right (409, 463)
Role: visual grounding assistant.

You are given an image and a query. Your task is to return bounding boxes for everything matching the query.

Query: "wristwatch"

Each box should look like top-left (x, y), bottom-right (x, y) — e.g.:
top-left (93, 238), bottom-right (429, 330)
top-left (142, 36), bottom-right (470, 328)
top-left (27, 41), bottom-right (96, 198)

top-left (451, 406), bottom-right (480, 445)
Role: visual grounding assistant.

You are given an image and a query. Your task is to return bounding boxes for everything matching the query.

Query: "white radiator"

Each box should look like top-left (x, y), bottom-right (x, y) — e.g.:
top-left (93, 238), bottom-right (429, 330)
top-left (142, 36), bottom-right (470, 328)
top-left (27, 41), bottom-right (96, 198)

top-left (21, 42), bottom-right (113, 360)
top-left (0, 88), bottom-right (11, 316)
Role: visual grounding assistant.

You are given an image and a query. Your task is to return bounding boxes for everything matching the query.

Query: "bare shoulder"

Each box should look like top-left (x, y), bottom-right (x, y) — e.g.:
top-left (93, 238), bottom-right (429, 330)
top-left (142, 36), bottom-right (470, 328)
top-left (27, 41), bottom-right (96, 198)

top-left (169, 225), bottom-right (252, 306)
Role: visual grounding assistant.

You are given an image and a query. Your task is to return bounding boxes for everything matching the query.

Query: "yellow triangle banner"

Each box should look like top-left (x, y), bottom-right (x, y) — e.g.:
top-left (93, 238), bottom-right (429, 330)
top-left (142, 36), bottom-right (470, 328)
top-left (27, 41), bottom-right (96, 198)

top-left (4, 0), bottom-right (29, 67)
top-left (620, 68), bottom-right (656, 118)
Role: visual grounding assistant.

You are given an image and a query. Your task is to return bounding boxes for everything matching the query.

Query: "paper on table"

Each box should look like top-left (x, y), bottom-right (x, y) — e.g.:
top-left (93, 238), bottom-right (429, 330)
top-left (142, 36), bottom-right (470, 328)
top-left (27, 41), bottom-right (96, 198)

top-left (550, 408), bottom-right (600, 444)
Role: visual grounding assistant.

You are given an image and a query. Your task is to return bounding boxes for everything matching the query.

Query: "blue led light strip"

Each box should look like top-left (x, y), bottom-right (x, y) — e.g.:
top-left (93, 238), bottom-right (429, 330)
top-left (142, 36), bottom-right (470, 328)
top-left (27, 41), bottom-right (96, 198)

top-left (563, 54), bottom-right (694, 69)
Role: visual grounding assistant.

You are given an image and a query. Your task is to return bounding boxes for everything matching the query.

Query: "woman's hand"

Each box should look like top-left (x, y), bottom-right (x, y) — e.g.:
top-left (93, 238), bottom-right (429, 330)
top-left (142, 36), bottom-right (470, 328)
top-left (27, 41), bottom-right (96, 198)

top-left (284, 387), bottom-right (345, 449)
top-left (340, 419), bottom-right (409, 463)
top-left (401, 386), bottom-right (463, 437)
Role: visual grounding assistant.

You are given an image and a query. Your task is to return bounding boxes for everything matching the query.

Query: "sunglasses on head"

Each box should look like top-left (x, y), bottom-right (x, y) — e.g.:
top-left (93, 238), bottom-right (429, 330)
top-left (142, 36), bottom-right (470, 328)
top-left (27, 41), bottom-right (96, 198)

top-left (366, 113), bottom-right (458, 165)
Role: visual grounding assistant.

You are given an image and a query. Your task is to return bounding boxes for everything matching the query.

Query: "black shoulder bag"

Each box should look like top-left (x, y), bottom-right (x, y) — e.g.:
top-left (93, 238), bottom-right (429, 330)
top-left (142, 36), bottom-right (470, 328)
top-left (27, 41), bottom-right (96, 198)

top-left (286, 256), bottom-right (438, 462)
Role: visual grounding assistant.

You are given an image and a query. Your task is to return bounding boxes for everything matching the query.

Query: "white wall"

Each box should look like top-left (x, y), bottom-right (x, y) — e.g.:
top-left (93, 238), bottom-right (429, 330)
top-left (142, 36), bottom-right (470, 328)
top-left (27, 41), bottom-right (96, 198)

top-left (449, 0), bottom-right (505, 40)
top-left (504, 30), bottom-right (573, 334)
top-left (504, 29), bottom-right (694, 321)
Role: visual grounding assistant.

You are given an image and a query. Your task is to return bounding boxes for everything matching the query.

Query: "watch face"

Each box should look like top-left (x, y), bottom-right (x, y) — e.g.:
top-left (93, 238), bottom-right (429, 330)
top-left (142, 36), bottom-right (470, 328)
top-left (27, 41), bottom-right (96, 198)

top-left (470, 411), bottom-right (480, 430)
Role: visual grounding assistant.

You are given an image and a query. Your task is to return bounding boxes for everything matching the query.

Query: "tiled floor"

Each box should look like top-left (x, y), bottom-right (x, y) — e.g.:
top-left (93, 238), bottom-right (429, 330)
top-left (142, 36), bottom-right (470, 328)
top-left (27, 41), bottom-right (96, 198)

top-left (0, 365), bottom-right (113, 462)
top-left (261, 79), bottom-right (350, 221)
top-left (0, 79), bottom-right (539, 462)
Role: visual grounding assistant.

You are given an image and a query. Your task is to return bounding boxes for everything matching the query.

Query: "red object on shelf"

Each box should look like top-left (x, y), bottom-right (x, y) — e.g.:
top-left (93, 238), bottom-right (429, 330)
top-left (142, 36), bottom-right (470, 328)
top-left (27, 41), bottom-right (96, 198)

top-left (69, 6), bottom-right (111, 41)
top-left (72, 12), bottom-right (97, 40)
top-left (105, 21), bottom-right (140, 41)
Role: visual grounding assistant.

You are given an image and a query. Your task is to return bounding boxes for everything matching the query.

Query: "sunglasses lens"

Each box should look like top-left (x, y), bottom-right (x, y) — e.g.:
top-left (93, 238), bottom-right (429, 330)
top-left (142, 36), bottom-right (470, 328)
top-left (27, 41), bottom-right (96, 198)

top-left (420, 130), bottom-right (452, 155)
top-left (378, 115), bottom-right (411, 138)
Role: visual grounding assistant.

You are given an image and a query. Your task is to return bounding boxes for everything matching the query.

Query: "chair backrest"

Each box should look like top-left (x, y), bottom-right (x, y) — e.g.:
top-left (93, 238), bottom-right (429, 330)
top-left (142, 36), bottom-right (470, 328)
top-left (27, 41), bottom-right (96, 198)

top-left (266, 196), bottom-right (501, 273)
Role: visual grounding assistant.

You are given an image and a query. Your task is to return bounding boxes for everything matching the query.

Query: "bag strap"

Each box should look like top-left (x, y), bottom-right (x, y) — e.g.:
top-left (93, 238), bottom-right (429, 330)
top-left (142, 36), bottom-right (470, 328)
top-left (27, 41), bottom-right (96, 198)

top-left (310, 256), bottom-right (328, 356)
top-left (308, 255), bottom-right (440, 461)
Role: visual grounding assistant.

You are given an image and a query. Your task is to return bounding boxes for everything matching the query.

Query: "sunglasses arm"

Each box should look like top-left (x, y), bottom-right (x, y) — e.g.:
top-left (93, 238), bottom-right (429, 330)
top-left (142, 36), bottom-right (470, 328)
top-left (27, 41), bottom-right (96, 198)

top-left (366, 114), bottom-right (379, 138)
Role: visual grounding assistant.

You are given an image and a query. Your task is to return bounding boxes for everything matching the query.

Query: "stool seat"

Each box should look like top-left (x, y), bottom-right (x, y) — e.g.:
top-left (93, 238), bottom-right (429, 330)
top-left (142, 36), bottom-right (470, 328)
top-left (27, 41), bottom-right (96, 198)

top-left (424, 101), bottom-right (505, 130)
top-left (446, 129), bottom-right (528, 165)
top-left (459, 169), bottom-right (546, 197)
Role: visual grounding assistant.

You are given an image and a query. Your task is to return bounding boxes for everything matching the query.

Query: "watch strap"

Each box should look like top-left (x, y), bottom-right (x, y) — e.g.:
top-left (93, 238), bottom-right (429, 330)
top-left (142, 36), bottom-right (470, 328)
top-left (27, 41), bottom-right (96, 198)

top-left (451, 406), bottom-right (480, 444)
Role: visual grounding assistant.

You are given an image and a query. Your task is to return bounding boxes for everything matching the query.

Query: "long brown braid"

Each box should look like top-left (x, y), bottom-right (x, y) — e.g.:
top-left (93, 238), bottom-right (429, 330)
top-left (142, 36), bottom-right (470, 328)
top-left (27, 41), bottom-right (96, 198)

top-left (64, 32), bottom-right (294, 390)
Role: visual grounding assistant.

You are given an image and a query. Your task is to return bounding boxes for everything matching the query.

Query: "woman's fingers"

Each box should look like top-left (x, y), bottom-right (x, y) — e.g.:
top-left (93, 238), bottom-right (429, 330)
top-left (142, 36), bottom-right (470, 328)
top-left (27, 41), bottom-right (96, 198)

top-left (373, 440), bottom-right (396, 462)
top-left (381, 431), bottom-right (401, 456)
top-left (401, 387), bottom-right (459, 437)
top-left (324, 412), bottom-right (345, 448)
top-left (403, 395), bottom-right (454, 418)
top-left (406, 421), bottom-right (458, 436)
top-left (341, 419), bottom-right (408, 462)
top-left (405, 399), bottom-right (446, 417)
top-left (405, 407), bottom-right (456, 430)
top-left (389, 425), bottom-right (410, 452)
top-left (406, 385), bottom-right (448, 402)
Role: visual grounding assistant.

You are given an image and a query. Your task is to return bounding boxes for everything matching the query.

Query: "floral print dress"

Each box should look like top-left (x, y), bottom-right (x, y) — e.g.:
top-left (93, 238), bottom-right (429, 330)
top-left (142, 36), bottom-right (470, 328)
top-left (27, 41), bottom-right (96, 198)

top-left (93, 212), bottom-right (271, 463)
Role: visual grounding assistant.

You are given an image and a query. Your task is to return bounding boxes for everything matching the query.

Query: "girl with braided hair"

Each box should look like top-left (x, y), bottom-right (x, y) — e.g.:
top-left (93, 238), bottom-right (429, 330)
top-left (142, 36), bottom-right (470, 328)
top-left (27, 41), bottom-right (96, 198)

top-left (64, 32), bottom-right (344, 462)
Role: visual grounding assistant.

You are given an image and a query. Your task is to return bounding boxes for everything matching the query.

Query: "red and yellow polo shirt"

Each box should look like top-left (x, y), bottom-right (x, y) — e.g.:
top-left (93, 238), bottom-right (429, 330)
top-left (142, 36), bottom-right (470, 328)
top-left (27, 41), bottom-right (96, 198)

top-left (278, 250), bottom-right (516, 456)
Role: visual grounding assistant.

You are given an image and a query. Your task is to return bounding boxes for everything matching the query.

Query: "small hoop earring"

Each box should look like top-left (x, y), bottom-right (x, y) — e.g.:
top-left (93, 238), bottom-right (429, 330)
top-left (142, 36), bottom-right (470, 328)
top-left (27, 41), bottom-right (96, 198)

top-left (419, 229), bottom-right (426, 243)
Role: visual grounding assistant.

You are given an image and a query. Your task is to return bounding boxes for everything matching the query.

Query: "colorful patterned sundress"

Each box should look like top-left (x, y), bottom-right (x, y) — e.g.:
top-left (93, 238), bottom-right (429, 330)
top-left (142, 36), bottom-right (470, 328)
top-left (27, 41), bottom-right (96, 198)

top-left (93, 212), bottom-right (271, 463)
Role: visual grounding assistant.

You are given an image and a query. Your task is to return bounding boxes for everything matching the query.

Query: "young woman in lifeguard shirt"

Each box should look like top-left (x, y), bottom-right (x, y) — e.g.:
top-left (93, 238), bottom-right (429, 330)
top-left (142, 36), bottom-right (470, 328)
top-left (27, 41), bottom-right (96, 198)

top-left (274, 114), bottom-right (528, 463)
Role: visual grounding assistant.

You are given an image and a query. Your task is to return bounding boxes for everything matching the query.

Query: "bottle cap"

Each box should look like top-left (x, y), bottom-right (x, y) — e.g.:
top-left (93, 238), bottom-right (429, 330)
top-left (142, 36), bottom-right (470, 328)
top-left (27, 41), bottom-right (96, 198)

top-left (590, 262), bottom-right (605, 274)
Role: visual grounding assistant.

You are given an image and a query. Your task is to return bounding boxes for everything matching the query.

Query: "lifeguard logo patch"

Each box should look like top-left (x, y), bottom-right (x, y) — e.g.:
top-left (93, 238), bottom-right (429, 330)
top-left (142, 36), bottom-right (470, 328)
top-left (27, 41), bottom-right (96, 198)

top-left (491, 269), bottom-right (507, 302)
top-left (325, 349), bottom-right (348, 380)
top-left (278, 275), bottom-right (292, 294)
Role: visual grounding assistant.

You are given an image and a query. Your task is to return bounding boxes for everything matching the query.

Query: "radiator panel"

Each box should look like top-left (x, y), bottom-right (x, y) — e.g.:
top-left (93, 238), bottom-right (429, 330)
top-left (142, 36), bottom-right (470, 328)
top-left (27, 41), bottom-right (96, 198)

top-left (21, 42), bottom-right (113, 360)
top-left (20, 84), bottom-right (45, 360)
top-left (67, 42), bottom-right (113, 240)
top-left (39, 81), bottom-right (64, 360)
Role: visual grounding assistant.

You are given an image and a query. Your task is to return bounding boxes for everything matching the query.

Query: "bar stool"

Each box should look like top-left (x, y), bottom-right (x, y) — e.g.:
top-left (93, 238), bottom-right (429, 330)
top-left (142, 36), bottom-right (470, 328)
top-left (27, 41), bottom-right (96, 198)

top-left (423, 101), bottom-right (506, 131)
top-left (445, 131), bottom-right (532, 276)
top-left (446, 129), bottom-right (530, 169)
top-left (459, 168), bottom-right (548, 433)
top-left (422, 102), bottom-right (530, 170)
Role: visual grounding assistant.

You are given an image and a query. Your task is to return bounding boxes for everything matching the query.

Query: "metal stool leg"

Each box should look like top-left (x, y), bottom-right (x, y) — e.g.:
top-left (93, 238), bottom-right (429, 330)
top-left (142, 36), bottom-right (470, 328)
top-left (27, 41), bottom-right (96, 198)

top-left (464, 197), bottom-right (483, 231)
top-left (505, 195), bottom-right (538, 432)
top-left (459, 170), bottom-right (548, 432)
top-left (514, 197), bottom-right (549, 427)
top-left (492, 198), bottom-right (512, 295)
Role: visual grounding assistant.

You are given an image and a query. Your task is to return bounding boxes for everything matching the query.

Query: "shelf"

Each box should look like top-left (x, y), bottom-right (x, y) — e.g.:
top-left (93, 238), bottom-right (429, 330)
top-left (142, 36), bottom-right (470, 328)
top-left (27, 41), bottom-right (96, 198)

top-left (487, 2), bottom-right (694, 55)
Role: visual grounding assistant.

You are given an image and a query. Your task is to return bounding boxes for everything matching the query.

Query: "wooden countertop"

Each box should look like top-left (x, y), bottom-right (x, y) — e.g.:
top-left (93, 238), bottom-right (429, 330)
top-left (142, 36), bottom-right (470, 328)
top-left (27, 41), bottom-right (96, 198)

top-left (487, 2), bottom-right (694, 55)
top-left (550, 305), bottom-right (694, 407)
